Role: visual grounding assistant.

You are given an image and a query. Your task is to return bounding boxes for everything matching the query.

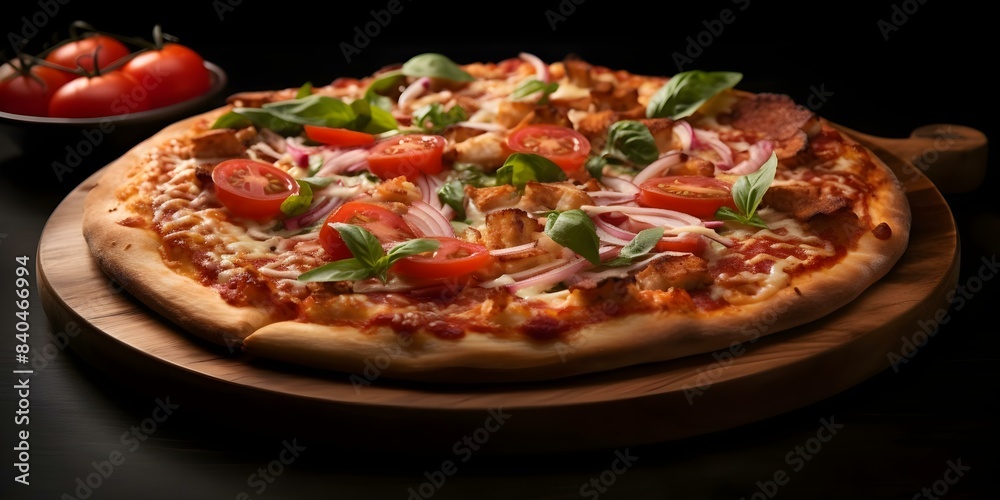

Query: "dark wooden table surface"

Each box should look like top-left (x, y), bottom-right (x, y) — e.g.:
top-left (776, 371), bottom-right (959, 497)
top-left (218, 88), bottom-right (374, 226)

top-left (2, 1), bottom-right (997, 499)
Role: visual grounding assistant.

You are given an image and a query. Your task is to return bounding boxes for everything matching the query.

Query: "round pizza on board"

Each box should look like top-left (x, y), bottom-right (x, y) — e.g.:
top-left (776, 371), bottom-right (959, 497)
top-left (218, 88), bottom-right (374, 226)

top-left (81, 53), bottom-right (911, 383)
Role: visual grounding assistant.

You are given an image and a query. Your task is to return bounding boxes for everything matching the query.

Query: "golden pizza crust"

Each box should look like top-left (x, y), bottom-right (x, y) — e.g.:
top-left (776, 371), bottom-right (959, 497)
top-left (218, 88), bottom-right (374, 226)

top-left (82, 102), bottom-right (911, 384)
top-left (82, 108), bottom-right (273, 347)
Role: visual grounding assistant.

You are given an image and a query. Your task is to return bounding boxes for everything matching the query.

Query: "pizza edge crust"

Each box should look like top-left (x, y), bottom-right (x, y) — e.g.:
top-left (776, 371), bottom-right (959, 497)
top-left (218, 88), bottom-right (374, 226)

top-left (81, 107), bottom-right (272, 347)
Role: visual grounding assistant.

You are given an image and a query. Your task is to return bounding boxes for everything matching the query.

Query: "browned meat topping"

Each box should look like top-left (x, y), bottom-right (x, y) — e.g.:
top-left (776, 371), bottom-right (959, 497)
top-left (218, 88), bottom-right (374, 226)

top-left (634, 255), bottom-right (712, 291)
top-left (762, 183), bottom-right (852, 221)
top-left (481, 208), bottom-right (539, 250)
top-left (189, 129), bottom-right (246, 159)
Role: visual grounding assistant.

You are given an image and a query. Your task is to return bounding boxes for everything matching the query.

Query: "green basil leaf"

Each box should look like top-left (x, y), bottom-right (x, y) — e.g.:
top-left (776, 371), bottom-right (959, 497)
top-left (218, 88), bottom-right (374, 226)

top-left (332, 223), bottom-right (385, 269)
top-left (366, 70), bottom-right (404, 96)
top-left (585, 120), bottom-right (659, 180)
top-left (349, 98), bottom-right (373, 133)
top-left (295, 82), bottom-right (313, 99)
top-left (620, 227), bottom-right (665, 260)
top-left (347, 98), bottom-right (399, 134)
top-left (297, 176), bottom-right (335, 188)
top-left (221, 94), bottom-right (398, 136)
top-left (402, 53), bottom-right (474, 82)
top-left (646, 70), bottom-right (743, 119)
top-left (365, 238), bottom-right (439, 283)
top-left (733, 151), bottom-right (778, 219)
top-left (585, 155), bottom-right (607, 181)
top-left (437, 180), bottom-right (467, 221)
top-left (386, 238), bottom-right (441, 261)
top-left (263, 94), bottom-right (356, 128)
top-left (364, 70), bottom-right (404, 112)
top-left (452, 163), bottom-right (497, 188)
top-left (218, 108), bottom-right (302, 136)
top-left (544, 209), bottom-right (601, 265)
top-left (714, 206), bottom-right (743, 223)
top-left (604, 228), bottom-right (665, 267)
top-left (280, 181), bottom-right (314, 216)
top-left (413, 103), bottom-right (467, 133)
top-left (496, 153), bottom-right (567, 189)
top-left (714, 200), bottom-right (768, 229)
top-left (364, 102), bottom-right (398, 134)
top-left (211, 110), bottom-right (253, 130)
top-left (511, 79), bottom-right (559, 103)
top-left (606, 120), bottom-right (659, 165)
top-left (715, 152), bottom-right (777, 229)
top-left (297, 258), bottom-right (372, 282)
top-left (744, 213), bottom-right (769, 229)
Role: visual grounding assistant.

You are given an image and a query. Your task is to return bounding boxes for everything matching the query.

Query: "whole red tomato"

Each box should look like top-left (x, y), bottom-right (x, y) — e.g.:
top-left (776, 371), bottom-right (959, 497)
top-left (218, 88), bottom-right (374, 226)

top-left (0, 59), bottom-right (72, 116)
top-left (48, 70), bottom-right (150, 118)
top-left (44, 34), bottom-right (132, 75)
top-left (120, 43), bottom-right (211, 109)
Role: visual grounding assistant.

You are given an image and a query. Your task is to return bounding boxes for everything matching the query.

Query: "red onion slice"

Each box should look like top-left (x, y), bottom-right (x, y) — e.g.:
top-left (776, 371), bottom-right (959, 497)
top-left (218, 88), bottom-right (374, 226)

top-left (398, 76), bottom-right (430, 109)
top-left (632, 150), bottom-right (684, 185)
top-left (519, 52), bottom-right (549, 83)
top-left (284, 196), bottom-right (342, 231)
top-left (504, 246), bottom-right (618, 294)
top-left (588, 191), bottom-right (638, 206)
top-left (489, 241), bottom-right (538, 257)
top-left (673, 120), bottom-right (695, 150)
top-left (507, 258), bottom-right (591, 293)
top-left (693, 128), bottom-right (733, 168)
top-left (725, 140), bottom-right (774, 175)
top-left (581, 205), bottom-right (703, 227)
top-left (414, 174), bottom-right (446, 210)
top-left (284, 137), bottom-right (319, 167)
top-left (600, 175), bottom-right (640, 194)
top-left (478, 258), bottom-right (570, 288)
top-left (662, 226), bottom-right (734, 247)
top-left (405, 200), bottom-right (455, 237)
top-left (594, 218), bottom-right (635, 245)
top-left (316, 148), bottom-right (371, 176)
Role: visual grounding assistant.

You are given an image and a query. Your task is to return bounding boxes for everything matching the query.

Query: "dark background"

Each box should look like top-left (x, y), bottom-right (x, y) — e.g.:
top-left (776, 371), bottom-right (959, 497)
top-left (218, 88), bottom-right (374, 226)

top-left (1, 1), bottom-right (997, 499)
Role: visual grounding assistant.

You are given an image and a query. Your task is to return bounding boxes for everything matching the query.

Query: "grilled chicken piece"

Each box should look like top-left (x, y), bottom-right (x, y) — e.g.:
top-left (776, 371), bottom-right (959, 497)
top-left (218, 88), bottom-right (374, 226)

top-left (371, 176), bottom-right (421, 204)
top-left (591, 80), bottom-right (641, 112)
top-left (563, 57), bottom-right (592, 87)
top-left (636, 118), bottom-right (677, 154)
top-left (442, 125), bottom-right (487, 145)
top-left (481, 208), bottom-right (539, 250)
top-left (515, 105), bottom-right (573, 129)
top-left (496, 100), bottom-right (535, 129)
top-left (517, 182), bottom-right (595, 212)
top-left (190, 129), bottom-right (246, 158)
top-left (478, 208), bottom-right (565, 277)
top-left (669, 156), bottom-right (715, 177)
top-left (634, 255), bottom-right (712, 291)
top-left (466, 185), bottom-right (520, 212)
top-left (575, 110), bottom-right (619, 150)
top-left (447, 132), bottom-right (510, 169)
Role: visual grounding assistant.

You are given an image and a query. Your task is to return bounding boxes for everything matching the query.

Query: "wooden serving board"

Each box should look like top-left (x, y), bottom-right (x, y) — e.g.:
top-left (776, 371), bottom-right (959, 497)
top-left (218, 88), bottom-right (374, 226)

top-left (36, 124), bottom-right (980, 454)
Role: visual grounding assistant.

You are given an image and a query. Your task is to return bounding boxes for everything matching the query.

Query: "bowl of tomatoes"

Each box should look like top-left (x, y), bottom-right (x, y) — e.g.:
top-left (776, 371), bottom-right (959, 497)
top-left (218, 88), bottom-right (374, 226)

top-left (0, 22), bottom-right (227, 182)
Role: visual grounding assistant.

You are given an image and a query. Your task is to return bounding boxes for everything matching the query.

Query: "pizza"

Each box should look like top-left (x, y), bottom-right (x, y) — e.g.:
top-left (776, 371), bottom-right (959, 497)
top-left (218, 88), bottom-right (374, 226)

top-left (80, 52), bottom-right (911, 383)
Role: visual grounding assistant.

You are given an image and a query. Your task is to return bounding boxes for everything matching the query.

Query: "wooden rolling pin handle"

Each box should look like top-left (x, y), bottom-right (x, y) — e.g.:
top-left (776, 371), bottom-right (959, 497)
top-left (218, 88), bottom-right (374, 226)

top-left (855, 124), bottom-right (988, 194)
